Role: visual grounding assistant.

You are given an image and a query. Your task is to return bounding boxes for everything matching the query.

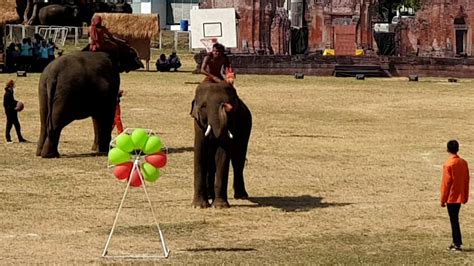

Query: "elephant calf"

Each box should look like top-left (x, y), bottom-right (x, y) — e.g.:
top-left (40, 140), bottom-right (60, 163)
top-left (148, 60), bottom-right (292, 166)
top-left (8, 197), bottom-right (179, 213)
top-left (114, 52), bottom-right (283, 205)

top-left (36, 42), bottom-right (143, 158)
top-left (191, 81), bottom-right (252, 208)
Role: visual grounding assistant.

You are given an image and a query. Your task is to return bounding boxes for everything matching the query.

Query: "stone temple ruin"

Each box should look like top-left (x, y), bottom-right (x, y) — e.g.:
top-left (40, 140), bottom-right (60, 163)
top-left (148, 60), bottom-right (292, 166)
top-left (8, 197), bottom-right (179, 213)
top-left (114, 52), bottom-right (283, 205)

top-left (197, 0), bottom-right (474, 77)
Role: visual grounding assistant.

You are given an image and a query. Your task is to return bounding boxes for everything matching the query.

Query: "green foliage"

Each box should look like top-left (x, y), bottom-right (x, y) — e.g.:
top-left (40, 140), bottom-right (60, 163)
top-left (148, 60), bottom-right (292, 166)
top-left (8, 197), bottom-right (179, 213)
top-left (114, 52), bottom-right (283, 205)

top-left (399, 0), bottom-right (422, 11)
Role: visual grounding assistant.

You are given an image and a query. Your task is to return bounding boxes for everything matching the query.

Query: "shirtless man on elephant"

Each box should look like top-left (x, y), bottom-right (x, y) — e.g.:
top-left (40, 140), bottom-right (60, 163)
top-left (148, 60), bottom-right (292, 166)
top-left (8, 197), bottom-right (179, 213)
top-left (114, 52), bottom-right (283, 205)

top-left (200, 43), bottom-right (235, 84)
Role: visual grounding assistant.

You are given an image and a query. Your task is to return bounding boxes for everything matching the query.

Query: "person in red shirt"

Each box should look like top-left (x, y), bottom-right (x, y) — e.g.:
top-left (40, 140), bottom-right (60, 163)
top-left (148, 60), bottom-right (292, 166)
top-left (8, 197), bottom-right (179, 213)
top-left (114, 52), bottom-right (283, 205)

top-left (89, 15), bottom-right (121, 58)
top-left (440, 140), bottom-right (470, 251)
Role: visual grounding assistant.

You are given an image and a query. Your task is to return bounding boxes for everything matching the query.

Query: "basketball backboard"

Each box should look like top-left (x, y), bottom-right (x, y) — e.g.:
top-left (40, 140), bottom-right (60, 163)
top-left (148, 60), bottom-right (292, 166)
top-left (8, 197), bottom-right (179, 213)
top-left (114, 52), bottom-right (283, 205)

top-left (190, 8), bottom-right (237, 50)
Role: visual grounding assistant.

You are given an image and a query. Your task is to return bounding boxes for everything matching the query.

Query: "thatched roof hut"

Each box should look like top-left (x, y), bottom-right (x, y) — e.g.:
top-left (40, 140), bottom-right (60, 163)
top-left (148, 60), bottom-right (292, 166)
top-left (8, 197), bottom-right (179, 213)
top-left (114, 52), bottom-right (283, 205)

top-left (93, 13), bottom-right (159, 70)
top-left (0, 0), bottom-right (20, 27)
top-left (95, 13), bottom-right (160, 39)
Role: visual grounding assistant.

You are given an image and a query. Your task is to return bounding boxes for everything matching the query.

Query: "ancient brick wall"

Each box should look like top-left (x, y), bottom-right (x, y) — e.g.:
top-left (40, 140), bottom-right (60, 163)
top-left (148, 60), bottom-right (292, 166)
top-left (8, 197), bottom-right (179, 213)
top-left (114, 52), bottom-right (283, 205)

top-left (398, 0), bottom-right (474, 57)
top-left (199, 0), bottom-right (376, 55)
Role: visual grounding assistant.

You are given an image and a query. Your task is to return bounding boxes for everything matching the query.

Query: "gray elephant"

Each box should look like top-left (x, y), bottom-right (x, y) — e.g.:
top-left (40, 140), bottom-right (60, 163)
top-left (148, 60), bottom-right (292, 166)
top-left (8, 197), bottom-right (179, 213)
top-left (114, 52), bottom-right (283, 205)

top-left (38, 4), bottom-right (82, 26)
top-left (36, 42), bottom-right (143, 158)
top-left (191, 82), bottom-right (252, 208)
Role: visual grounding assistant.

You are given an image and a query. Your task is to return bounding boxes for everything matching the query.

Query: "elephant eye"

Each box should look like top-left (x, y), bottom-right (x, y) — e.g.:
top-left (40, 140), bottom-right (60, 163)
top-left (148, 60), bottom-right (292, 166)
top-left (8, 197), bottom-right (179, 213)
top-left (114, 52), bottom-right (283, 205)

top-left (201, 103), bottom-right (206, 108)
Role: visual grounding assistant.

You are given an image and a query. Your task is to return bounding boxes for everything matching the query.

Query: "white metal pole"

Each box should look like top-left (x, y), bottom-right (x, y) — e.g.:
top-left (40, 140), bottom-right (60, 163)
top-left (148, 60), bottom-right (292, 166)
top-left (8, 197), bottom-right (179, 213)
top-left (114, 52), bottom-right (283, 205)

top-left (101, 159), bottom-right (137, 257)
top-left (139, 165), bottom-right (170, 258)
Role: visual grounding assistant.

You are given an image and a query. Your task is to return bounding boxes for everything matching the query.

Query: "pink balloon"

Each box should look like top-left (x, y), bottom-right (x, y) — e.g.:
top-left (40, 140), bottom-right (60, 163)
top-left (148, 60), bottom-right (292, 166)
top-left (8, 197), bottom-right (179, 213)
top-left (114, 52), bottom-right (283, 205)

top-left (145, 152), bottom-right (167, 168)
top-left (129, 169), bottom-right (142, 187)
top-left (113, 162), bottom-right (133, 180)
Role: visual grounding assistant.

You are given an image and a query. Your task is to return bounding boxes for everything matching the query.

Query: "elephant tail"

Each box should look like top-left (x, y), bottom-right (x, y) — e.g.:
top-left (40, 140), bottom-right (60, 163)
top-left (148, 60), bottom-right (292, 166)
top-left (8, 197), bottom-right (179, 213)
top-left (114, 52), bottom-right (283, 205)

top-left (46, 77), bottom-right (57, 133)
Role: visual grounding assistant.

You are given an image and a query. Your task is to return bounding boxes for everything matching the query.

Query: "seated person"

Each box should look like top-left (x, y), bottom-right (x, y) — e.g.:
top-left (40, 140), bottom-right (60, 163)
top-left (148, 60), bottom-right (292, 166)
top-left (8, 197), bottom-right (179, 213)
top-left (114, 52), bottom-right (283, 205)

top-left (168, 52), bottom-right (182, 71)
top-left (156, 54), bottom-right (171, 72)
top-left (200, 43), bottom-right (233, 83)
top-left (89, 15), bottom-right (123, 59)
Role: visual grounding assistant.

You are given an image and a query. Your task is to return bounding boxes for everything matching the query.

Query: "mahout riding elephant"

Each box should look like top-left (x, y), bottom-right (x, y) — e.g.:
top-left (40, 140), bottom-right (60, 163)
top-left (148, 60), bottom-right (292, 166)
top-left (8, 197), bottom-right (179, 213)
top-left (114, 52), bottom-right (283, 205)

top-left (191, 82), bottom-right (252, 208)
top-left (36, 41), bottom-right (143, 158)
top-left (38, 4), bottom-right (82, 26)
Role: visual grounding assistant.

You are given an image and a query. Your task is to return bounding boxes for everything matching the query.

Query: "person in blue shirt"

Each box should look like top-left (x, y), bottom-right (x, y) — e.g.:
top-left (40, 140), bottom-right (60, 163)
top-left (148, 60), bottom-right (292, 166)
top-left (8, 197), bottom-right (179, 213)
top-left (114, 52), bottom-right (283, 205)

top-left (47, 39), bottom-right (58, 63)
top-left (38, 40), bottom-right (49, 71)
top-left (19, 38), bottom-right (33, 71)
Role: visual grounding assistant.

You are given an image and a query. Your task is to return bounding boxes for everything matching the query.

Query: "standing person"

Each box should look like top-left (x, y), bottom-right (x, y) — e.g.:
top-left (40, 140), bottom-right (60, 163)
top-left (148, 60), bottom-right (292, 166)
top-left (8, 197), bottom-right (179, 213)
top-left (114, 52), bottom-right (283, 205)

top-left (112, 90), bottom-right (124, 134)
top-left (440, 140), bottom-right (470, 251)
top-left (3, 80), bottom-right (27, 143)
top-left (47, 39), bottom-right (58, 63)
top-left (38, 40), bottom-right (50, 71)
top-left (200, 43), bottom-right (233, 83)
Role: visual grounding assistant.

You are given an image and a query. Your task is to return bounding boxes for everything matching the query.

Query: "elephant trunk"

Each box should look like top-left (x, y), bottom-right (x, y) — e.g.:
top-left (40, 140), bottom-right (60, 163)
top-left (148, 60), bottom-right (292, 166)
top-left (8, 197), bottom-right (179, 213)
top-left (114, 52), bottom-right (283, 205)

top-left (207, 103), bottom-right (227, 139)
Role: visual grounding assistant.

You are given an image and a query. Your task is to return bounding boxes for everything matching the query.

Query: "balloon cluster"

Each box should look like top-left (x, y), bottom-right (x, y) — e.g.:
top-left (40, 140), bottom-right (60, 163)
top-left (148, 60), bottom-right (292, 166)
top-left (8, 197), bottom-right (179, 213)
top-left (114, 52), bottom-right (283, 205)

top-left (108, 128), bottom-right (167, 188)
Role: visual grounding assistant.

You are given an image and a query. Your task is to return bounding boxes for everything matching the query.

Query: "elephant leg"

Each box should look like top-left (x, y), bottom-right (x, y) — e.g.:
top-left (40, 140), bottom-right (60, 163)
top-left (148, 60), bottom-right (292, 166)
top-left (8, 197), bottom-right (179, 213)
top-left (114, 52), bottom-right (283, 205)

top-left (213, 147), bottom-right (230, 208)
top-left (232, 144), bottom-right (249, 199)
top-left (94, 116), bottom-right (114, 154)
top-left (193, 125), bottom-right (211, 208)
top-left (206, 158), bottom-right (216, 201)
top-left (91, 118), bottom-right (99, 151)
top-left (41, 127), bottom-right (62, 158)
top-left (36, 122), bottom-right (47, 156)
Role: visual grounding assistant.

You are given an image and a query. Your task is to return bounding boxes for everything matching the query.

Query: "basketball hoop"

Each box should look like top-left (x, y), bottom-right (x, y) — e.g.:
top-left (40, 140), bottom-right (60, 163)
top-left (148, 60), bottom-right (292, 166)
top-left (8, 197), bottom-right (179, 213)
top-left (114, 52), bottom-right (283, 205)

top-left (200, 37), bottom-right (218, 52)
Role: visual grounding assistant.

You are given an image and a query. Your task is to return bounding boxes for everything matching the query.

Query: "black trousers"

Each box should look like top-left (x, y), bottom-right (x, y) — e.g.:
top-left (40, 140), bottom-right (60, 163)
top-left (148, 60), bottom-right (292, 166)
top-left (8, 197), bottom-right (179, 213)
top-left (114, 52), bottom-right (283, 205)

top-left (447, 203), bottom-right (462, 246)
top-left (5, 111), bottom-right (23, 141)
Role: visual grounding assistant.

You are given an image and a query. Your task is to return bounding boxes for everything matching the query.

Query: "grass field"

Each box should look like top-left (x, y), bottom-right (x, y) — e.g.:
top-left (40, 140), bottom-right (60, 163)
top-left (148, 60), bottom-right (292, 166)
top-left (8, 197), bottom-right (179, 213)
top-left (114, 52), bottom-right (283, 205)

top-left (1, 55), bottom-right (474, 263)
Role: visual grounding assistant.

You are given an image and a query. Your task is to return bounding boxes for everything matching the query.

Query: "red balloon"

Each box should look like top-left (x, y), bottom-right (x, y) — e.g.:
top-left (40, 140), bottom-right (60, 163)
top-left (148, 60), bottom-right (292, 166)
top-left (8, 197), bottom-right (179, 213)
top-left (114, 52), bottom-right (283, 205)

top-left (113, 162), bottom-right (133, 180)
top-left (129, 169), bottom-right (143, 187)
top-left (145, 152), bottom-right (167, 168)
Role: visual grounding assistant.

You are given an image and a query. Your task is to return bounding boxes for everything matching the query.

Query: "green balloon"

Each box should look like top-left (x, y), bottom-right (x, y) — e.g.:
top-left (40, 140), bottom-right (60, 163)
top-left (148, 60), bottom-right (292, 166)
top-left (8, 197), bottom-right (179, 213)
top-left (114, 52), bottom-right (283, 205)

top-left (108, 147), bottom-right (131, 165)
top-left (116, 134), bottom-right (134, 153)
top-left (143, 136), bottom-right (162, 155)
top-left (131, 128), bottom-right (149, 150)
top-left (141, 162), bottom-right (160, 182)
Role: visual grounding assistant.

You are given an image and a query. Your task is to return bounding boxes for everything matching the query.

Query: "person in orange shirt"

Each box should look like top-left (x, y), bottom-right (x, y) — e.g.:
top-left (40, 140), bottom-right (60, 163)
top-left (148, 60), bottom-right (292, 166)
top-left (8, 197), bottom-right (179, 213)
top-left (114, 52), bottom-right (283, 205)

top-left (440, 140), bottom-right (470, 251)
top-left (112, 90), bottom-right (124, 134)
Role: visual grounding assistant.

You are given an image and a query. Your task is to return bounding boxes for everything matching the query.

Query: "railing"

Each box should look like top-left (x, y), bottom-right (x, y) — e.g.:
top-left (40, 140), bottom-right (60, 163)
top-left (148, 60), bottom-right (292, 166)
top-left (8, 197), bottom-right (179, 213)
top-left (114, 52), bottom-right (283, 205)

top-left (5, 24), bottom-right (194, 52)
top-left (5, 24), bottom-right (84, 46)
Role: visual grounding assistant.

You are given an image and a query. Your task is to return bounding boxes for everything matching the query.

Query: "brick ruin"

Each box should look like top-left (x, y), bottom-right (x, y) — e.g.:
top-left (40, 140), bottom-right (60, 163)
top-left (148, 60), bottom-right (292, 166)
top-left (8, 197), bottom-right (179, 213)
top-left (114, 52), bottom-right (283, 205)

top-left (199, 0), bottom-right (378, 55)
top-left (397, 0), bottom-right (474, 57)
top-left (197, 0), bottom-right (474, 77)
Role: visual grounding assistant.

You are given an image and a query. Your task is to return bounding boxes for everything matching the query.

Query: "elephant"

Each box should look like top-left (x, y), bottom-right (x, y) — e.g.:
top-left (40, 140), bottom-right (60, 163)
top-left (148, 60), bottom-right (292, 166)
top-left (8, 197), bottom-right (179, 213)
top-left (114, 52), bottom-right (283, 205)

top-left (38, 4), bottom-right (82, 26)
top-left (36, 41), bottom-right (143, 158)
top-left (191, 81), bottom-right (252, 208)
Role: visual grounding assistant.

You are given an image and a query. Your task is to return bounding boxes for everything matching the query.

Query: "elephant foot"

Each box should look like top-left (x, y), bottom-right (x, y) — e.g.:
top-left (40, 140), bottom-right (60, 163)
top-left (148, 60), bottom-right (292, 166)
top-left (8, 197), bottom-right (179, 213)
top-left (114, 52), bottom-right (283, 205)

top-left (207, 191), bottom-right (215, 201)
top-left (91, 143), bottom-right (98, 151)
top-left (212, 198), bottom-right (230, 209)
top-left (41, 150), bottom-right (60, 158)
top-left (234, 191), bottom-right (249, 200)
top-left (192, 198), bottom-right (211, 208)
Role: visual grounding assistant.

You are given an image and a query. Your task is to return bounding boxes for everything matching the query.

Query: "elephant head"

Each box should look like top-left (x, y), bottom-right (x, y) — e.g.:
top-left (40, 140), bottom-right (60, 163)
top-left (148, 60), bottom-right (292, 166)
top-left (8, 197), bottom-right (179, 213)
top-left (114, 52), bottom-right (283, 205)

top-left (116, 40), bottom-right (144, 72)
top-left (191, 82), bottom-right (239, 139)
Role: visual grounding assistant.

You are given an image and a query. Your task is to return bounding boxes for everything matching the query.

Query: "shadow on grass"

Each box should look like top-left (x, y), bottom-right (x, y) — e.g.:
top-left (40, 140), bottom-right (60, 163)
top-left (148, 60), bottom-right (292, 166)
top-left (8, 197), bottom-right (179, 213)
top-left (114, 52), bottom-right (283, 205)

top-left (184, 247), bottom-right (256, 252)
top-left (168, 146), bottom-right (194, 154)
top-left (60, 152), bottom-right (107, 158)
top-left (246, 195), bottom-right (351, 212)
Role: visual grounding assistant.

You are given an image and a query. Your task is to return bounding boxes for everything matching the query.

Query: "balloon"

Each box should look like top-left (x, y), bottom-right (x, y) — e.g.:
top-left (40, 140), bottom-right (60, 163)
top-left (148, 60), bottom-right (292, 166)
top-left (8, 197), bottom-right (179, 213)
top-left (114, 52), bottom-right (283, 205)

top-left (116, 134), bottom-right (134, 153)
top-left (131, 128), bottom-right (149, 150)
top-left (108, 147), bottom-right (131, 165)
top-left (113, 162), bottom-right (133, 180)
top-left (141, 163), bottom-right (160, 182)
top-left (129, 169), bottom-right (142, 187)
top-left (143, 136), bottom-right (162, 155)
top-left (145, 152), bottom-right (167, 168)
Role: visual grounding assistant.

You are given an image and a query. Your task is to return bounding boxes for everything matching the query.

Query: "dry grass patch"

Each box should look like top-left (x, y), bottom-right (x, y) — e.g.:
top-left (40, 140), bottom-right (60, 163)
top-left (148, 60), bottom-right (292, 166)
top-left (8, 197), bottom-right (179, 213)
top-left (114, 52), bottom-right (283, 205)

top-left (1, 66), bottom-right (474, 263)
